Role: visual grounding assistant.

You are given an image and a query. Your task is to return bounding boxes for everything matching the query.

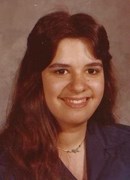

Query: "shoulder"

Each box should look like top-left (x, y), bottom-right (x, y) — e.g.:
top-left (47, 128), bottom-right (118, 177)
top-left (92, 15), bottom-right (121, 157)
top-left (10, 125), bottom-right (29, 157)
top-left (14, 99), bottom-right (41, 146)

top-left (0, 146), bottom-right (19, 179)
top-left (88, 122), bottom-right (130, 158)
top-left (98, 123), bottom-right (130, 146)
top-left (0, 147), bottom-right (12, 179)
top-left (88, 122), bottom-right (130, 144)
top-left (0, 146), bottom-right (35, 180)
top-left (87, 123), bottom-right (130, 179)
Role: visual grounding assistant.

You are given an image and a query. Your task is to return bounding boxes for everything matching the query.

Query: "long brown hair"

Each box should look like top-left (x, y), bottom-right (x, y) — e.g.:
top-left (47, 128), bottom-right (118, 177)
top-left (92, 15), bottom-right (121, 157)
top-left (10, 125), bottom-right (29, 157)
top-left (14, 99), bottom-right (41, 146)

top-left (0, 11), bottom-right (117, 179)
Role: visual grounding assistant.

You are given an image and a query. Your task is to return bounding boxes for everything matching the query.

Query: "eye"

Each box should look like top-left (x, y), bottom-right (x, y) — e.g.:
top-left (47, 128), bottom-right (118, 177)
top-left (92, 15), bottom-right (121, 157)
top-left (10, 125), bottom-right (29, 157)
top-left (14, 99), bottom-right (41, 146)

top-left (86, 68), bottom-right (100, 75)
top-left (54, 69), bottom-right (68, 75)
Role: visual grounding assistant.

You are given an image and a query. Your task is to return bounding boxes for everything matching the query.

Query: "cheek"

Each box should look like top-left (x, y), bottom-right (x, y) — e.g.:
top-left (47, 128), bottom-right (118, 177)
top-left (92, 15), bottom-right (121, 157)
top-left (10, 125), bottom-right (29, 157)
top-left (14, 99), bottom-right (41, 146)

top-left (42, 77), bottom-right (68, 98)
top-left (90, 77), bottom-right (105, 98)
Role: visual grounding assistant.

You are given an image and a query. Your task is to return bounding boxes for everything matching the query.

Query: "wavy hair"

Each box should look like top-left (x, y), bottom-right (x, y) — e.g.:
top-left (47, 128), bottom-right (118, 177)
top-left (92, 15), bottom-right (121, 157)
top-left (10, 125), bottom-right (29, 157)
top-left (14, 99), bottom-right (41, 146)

top-left (0, 11), bottom-right (117, 179)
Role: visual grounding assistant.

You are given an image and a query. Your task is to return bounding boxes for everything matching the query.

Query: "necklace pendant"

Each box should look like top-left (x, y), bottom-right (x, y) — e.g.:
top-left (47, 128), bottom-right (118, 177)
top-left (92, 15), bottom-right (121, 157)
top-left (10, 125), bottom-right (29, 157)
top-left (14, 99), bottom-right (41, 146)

top-left (72, 149), bottom-right (80, 153)
top-left (67, 148), bottom-right (80, 153)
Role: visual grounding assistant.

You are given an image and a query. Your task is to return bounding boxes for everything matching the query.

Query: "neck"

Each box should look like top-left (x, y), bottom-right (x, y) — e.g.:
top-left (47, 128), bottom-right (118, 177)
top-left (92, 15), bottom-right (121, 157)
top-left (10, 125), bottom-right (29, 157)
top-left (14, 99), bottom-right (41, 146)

top-left (57, 123), bottom-right (87, 150)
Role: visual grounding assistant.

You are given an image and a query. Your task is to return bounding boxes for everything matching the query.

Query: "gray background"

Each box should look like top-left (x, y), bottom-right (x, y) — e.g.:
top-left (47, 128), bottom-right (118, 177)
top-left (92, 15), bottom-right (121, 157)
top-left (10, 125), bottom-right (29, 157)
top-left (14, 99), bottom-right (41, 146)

top-left (0, 0), bottom-right (130, 128)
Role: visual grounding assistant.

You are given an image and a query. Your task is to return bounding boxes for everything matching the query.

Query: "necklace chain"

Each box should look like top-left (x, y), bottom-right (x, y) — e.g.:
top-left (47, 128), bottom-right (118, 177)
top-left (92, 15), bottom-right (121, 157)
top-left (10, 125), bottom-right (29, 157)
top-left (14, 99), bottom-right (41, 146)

top-left (58, 139), bottom-right (84, 154)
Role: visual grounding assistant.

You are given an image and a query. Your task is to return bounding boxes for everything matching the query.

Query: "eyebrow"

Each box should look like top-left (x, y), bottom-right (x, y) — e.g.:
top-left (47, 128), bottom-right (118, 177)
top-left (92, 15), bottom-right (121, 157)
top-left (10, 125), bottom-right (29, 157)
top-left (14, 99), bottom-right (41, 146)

top-left (48, 62), bottom-right (103, 68)
top-left (85, 62), bottom-right (103, 67)
top-left (48, 63), bottom-right (70, 68)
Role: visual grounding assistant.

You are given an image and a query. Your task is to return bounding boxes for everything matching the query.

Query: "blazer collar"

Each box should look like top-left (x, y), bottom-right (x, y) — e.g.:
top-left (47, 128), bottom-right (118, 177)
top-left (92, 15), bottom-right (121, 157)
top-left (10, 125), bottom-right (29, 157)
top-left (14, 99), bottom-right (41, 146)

top-left (86, 123), bottom-right (130, 180)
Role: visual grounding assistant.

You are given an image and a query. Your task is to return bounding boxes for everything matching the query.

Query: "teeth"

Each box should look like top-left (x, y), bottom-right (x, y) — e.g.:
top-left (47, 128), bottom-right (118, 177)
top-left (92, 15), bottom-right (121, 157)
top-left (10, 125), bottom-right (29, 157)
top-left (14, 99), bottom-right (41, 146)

top-left (66, 98), bottom-right (86, 104)
top-left (70, 99), bottom-right (85, 104)
top-left (61, 97), bottom-right (89, 108)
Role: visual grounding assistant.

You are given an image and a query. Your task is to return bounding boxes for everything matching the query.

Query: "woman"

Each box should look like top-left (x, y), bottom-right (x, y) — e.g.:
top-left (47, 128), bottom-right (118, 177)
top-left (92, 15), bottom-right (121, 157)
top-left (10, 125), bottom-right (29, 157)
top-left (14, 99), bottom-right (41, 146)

top-left (0, 11), bottom-right (130, 180)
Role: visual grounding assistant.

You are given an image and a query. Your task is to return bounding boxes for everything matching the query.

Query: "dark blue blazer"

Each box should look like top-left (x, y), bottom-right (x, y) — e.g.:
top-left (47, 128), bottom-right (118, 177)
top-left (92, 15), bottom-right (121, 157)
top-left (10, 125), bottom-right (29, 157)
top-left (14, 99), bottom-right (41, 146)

top-left (0, 123), bottom-right (130, 180)
top-left (86, 123), bottom-right (130, 180)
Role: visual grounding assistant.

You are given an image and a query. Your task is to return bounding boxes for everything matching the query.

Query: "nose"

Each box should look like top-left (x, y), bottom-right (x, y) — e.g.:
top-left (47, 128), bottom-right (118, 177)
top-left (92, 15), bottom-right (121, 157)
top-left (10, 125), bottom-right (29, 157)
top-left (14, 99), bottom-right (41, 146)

top-left (68, 74), bottom-right (88, 93)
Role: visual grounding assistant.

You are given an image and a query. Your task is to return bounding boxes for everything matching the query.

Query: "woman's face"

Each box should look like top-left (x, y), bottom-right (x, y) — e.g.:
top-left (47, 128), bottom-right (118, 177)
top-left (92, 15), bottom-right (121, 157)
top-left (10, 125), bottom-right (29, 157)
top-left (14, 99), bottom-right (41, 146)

top-left (42, 38), bottom-right (104, 129)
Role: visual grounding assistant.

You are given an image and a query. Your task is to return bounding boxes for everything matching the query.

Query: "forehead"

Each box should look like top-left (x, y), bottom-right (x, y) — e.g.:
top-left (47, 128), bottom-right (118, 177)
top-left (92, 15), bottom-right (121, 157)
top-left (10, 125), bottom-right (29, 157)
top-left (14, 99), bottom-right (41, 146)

top-left (51, 38), bottom-right (101, 65)
top-left (56, 38), bottom-right (92, 53)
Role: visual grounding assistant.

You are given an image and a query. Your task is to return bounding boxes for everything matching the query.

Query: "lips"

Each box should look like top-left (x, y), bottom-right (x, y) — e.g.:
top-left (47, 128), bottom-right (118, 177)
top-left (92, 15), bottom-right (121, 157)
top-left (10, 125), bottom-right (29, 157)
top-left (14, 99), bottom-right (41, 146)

top-left (61, 97), bottom-right (90, 109)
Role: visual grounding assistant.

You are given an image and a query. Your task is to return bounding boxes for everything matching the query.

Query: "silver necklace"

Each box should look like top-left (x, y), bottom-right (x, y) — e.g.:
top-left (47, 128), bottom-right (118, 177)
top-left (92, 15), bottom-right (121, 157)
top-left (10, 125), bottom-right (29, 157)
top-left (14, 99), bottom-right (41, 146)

top-left (58, 139), bottom-right (84, 154)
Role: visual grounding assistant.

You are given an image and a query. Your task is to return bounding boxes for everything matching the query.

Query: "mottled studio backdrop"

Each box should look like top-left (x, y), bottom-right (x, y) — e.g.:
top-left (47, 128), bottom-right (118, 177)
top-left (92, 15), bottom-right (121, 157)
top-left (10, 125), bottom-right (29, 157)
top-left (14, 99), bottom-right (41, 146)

top-left (0, 0), bottom-right (130, 128)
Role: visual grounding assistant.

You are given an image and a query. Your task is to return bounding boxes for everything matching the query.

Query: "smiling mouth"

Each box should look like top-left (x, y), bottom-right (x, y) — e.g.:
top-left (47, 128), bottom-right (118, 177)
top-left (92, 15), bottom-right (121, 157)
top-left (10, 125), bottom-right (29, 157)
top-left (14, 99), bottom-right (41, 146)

top-left (61, 97), bottom-right (90, 108)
